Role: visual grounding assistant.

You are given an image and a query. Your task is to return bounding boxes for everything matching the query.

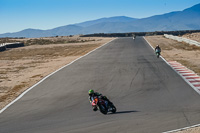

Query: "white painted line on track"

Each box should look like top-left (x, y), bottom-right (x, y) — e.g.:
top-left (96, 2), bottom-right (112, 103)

top-left (0, 38), bottom-right (117, 114)
top-left (174, 67), bottom-right (187, 69)
top-left (180, 75), bottom-right (197, 77)
top-left (186, 77), bottom-right (200, 79)
top-left (172, 66), bottom-right (185, 68)
top-left (143, 37), bottom-right (200, 133)
top-left (190, 80), bottom-right (200, 82)
top-left (163, 123), bottom-right (200, 133)
top-left (176, 69), bottom-right (189, 71)
top-left (178, 70), bottom-right (193, 72)
top-left (179, 71), bottom-right (193, 73)
top-left (192, 82), bottom-right (200, 85)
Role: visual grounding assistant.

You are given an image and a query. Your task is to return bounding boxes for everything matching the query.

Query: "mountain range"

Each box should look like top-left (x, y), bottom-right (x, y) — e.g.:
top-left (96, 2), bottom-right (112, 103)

top-left (1, 3), bottom-right (200, 38)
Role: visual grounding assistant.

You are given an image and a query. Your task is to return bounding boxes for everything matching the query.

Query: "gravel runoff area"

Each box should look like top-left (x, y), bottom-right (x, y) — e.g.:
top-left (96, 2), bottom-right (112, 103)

top-left (0, 36), bottom-right (114, 110)
top-left (145, 34), bottom-right (200, 133)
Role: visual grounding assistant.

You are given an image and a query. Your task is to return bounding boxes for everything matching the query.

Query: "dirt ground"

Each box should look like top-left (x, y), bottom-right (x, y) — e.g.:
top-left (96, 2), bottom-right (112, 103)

top-left (0, 36), bottom-right (114, 110)
top-left (145, 34), bottom-right (200, 133)
top-left (182, 33), bottom-right (200, 42)
top-left (175, 127), bottom-right (200, 133)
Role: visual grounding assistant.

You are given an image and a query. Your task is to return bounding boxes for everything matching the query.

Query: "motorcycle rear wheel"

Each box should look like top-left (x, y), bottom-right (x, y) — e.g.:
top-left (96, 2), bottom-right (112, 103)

top-left (156, 53), bottom-right (160, 58)
top-left (110, 104), bottom-right (116, 113)
top-left (99, 104), bottom-right (107, 114)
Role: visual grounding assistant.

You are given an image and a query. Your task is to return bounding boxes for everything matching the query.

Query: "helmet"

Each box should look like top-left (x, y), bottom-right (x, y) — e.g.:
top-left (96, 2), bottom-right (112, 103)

top-left (88, 89), bottom-right (94, 95)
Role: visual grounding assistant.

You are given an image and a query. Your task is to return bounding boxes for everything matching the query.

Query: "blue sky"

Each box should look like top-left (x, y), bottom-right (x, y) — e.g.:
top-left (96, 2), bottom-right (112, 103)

top-left (0, 0), bottom-right (199, 34)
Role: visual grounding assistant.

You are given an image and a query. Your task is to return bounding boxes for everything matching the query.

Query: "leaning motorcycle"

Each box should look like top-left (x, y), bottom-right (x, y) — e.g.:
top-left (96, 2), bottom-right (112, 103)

top-left (91, 96), bottom-right (116, 114)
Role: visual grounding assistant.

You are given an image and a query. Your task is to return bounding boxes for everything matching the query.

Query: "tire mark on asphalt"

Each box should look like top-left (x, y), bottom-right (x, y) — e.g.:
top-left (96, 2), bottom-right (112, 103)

top-left (182, 110), bottom-right (192, 126)
top-left (129, 68), bottom-right (141, 90)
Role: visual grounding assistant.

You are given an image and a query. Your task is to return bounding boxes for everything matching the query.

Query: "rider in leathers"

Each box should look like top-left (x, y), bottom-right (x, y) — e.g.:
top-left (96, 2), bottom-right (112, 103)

top-left (155, 45), bottom-right (161, 54)
top-left (88, 89), bottom-right (112, 111)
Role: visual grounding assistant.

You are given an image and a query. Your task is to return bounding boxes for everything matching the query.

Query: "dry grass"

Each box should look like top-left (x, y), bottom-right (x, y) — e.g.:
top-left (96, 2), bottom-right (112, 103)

top-left (0, 86), bottom-right (9, 93)
top-left (182, 32), bottom-right (200, 42)
top-left (0, 36), bottom-right (97, 46)
top-left (175, 127), bottom-right (200, 133)
top-left (31, 74), bottom-right (43, 78)
top-left (0, 76), bottom-right (8, 80)
top-left (0, 38), bottom-right (17, 44)
top-left (0, 44), bottom-right (101, 60)
top-left (0, 83), bottom-right (27, 103)
top-left (173, 42), bottom-right (200, 51)
top-left (0, 71), bottom-right (7, 74)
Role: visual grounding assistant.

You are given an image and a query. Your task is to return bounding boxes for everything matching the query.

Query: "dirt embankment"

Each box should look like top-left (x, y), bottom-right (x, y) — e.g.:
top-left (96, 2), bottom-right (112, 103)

top-left (175, 127), bottom-right (200, 133)
top-left (182, 33), bottom-right (200, 42)
top-left (0, 36), bottom-right (114, 110)
top-left (145, 35), bottom-right (200, 133)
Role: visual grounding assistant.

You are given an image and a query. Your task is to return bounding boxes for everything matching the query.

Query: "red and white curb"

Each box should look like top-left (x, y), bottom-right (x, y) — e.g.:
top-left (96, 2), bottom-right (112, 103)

top-left (168, 61), bottom-right (200, 95)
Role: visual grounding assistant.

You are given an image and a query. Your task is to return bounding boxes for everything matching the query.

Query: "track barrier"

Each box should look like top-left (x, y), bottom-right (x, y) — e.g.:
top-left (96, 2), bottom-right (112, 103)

top-left (0, 42), bottom-right (24, 52)
top-left (164, 34), bottom-right (200, 47)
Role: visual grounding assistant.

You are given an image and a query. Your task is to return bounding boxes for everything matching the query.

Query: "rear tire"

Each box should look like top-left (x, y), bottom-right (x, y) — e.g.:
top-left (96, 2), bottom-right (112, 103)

top-left (156, 53), bottom-right (160, 58)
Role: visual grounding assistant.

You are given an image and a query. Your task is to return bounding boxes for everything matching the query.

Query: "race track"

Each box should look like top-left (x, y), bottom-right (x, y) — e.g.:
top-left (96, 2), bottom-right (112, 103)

top-left (0, 37), bottom-right (200, 133)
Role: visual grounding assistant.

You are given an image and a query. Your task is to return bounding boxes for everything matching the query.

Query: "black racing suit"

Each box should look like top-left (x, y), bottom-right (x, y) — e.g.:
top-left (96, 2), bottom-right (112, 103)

top-left (89, 92), bottom-right (112, 111)
top-left (155, 46), bottom-right (161, 53)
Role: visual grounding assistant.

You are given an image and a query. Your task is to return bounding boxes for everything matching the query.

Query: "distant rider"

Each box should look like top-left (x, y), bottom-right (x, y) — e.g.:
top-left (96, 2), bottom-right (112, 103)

top-left (155, 45), bottom-right (161, 54)
top-left (88, 89), bottom-right (112, 111)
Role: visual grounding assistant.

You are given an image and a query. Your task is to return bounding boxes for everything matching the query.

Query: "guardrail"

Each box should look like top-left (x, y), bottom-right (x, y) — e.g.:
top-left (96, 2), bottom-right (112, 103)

top-left (0, 42), bottom-right (24, 52)
top-left (164, 34), bottom-right (200, 47)
top-left (0, 44), bottom-right (6, 52)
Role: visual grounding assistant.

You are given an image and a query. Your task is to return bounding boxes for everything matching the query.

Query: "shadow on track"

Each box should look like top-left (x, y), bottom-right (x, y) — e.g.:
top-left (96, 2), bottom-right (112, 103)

top-left (108, 110), bottom-right (139, 115)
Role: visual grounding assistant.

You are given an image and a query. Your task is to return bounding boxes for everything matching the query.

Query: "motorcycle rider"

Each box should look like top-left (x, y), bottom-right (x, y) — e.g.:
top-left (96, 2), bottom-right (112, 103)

top-left (155, 45), bottom-right (161, 54)
top-left (88, 89), bottom-right (112, 111)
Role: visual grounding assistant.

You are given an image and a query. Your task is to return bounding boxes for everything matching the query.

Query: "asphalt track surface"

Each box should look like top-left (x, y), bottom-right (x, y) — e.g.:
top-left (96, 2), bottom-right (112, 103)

top-left (0, 37), bottom-right (200, 133)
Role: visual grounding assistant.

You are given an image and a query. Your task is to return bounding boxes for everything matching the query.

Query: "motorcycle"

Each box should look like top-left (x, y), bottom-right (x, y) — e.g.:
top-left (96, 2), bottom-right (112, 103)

top-left (91, 96), bottom-right (116, 114)
top-left (155, 49), bottom-right (161, 58)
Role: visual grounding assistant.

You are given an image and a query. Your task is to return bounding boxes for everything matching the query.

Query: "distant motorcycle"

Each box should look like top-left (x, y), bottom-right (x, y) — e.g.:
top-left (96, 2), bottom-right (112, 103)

top-left (155, 49), bottom-right (161, 58)
top-left (91, 96), bottom-right (116, 114)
